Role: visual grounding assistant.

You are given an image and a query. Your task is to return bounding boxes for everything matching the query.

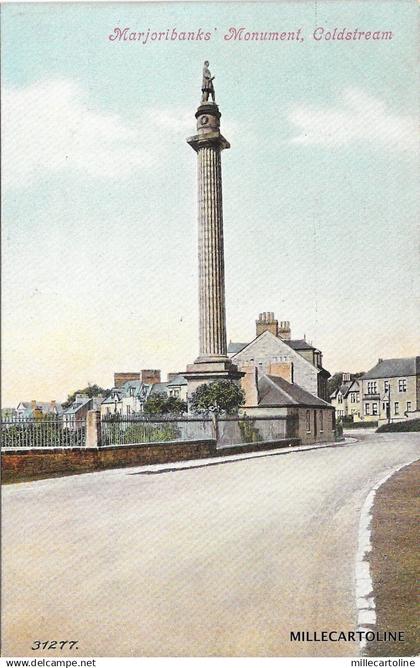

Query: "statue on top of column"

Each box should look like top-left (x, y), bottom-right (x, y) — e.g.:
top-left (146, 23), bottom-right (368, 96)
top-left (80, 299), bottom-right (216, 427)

top-left (201, 60), bottom-right (215, 104)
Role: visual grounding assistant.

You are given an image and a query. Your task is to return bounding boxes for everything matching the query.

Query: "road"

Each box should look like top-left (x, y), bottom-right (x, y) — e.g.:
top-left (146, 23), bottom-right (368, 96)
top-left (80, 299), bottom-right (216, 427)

top-left (2, 432), bottom-right (419, 657)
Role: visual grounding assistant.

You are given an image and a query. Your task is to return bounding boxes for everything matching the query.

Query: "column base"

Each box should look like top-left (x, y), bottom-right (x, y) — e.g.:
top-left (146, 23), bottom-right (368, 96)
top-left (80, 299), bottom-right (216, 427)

top-left (184, 358), bottom-right (244, 399)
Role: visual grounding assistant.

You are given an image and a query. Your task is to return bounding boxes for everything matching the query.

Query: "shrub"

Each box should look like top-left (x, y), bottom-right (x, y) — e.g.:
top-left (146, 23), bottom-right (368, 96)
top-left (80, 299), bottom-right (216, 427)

top-left (376, 419), bottom-right (420, 433)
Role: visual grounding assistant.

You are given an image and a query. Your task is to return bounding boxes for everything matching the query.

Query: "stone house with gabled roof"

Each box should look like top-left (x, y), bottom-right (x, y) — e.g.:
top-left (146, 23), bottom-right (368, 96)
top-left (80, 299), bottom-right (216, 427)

top-left (228, 312), bottom-right (330, 401)
top-left (239, 366), bottom-right (335, 444)
top-left (360, 356), bottom-right (420, 425)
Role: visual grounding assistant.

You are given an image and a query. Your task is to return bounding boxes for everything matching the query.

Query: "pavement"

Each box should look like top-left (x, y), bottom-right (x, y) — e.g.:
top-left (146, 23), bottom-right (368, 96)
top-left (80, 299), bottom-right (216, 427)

top-left (2, 431), bottom-right (419, 657)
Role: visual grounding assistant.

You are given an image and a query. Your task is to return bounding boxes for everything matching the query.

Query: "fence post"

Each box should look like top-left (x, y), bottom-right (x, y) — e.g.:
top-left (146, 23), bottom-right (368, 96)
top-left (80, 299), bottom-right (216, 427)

top-left (86, 410), bottom-right (101, 448)
top-left (211, 412), bottom-right (219, 444)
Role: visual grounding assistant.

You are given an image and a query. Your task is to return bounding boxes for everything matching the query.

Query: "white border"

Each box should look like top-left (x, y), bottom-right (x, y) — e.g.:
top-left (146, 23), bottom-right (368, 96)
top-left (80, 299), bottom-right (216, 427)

top-left (355, 457), bottom-right (419, 653)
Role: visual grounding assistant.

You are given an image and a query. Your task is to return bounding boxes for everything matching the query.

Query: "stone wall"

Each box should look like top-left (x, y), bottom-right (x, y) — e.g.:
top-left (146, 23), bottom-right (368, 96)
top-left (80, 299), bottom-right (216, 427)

top-left (2, 440), bottom-right (215, 483)
top-left (2, 435), bottom-right (307, 484)
top-left (292, 407), bottom-right (335, 445)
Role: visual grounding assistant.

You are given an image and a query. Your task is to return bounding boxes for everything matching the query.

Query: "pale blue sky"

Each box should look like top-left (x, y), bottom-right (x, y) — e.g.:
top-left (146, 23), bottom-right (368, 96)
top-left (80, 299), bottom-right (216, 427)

top-left (2, 1), bottom-right (419, 405)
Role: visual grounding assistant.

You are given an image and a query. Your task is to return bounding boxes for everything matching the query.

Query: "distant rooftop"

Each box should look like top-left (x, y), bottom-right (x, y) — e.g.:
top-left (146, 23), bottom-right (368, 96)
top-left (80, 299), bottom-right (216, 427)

top-left (362, 357), bottom-right (420, 380)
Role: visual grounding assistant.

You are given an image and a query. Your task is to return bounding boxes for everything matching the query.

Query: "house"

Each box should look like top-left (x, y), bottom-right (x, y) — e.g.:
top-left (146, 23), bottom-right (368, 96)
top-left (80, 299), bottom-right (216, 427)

top-left (100, 388), bottom-right (125, 417)
top-left (240, 365), bottom-right (335, 445)
top-left (330, 373), bottom-right (362, 420)
top-left (167, 373), bottom-right (188, 402)
top-left (16, 400), bottom-right (63, 420)
top-left (228, 312), bottom-right (331, 401)
top-left (360, 357), bottom-right (420, 425)
top-left (100, 379), bottom-right (171, 418)
top-left (62, 394), bottom-right (103, 428)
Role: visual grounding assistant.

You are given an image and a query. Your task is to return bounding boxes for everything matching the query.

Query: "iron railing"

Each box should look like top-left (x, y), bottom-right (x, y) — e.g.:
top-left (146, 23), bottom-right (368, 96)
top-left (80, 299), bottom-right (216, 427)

top-left (100, 413), bottom-right (292, 447)
top-left (100, 414), bottom-right (212, 446)
top-left (1, 417), bottom-right (86, 449)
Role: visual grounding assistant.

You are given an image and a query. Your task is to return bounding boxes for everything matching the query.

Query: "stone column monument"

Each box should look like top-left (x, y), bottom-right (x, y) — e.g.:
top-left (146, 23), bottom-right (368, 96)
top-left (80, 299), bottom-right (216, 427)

top-left (184, 62), bottom-right (243, 397)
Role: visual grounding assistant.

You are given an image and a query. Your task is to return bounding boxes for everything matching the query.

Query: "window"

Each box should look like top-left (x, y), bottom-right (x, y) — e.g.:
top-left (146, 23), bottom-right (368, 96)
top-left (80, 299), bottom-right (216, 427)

top-left (351, 393), bottom-right (356, 403)
top-left (394, 402), bottom-right (399, 415)
top-left (398, 379), bottom-right (407, 392)
top-left (338, 394), bottom-right (343, 404)
top-left (126, 406), bottom-right (131, 415)
top-left (384, 380), bottom-right (389, 392)
top-left (306, 410), bottom-right (311, 432)
top-left (406, 401), bottom-right (411, 412)
top-left (365, 403), bottom-right (370, 415)
top-left (320, 411), bottom-right (324, 432)
top-left (130, 387), bottom-right (135, 397)
top-left (367, 381), bottom-right (378, 394)
top-left (372, 403), bottom-right (378, 416)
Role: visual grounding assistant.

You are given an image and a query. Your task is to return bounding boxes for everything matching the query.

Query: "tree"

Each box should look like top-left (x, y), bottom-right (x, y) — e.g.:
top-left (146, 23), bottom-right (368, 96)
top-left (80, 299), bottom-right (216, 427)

top-left (190, 380), bottom-right (245, 415)
top-left (62, 383), bottom-right (111, 409)
top-left (143, 392), bottom-right (187, 416)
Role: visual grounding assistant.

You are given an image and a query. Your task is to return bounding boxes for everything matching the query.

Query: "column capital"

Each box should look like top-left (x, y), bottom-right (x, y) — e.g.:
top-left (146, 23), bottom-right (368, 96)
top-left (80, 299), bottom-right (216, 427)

top-left (186, 131), bottom-right (230, 153)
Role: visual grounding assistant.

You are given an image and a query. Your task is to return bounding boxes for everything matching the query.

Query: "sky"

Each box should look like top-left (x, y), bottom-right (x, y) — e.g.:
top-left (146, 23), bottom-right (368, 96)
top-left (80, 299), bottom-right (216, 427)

top-left (2, 0), bottom-right (419, 406)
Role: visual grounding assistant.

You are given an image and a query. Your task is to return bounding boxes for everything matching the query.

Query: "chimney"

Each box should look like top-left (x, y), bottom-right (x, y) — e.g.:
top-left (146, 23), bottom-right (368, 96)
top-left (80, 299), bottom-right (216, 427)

top-left (31, 400), bottom-right (36, 410)
top-left (140, 369), bottom-right (161, 385)
top-left (278, 320), bottom-right (291, 341)
top-left (269, 361), bottom-right (294, 384)
top-left (114, 372), bottom-right (141, 388)
top-left (378, 358), bottom-right (383, 364)
top-left (240, 364), bottom-right (259, 407)
top-left (342, 373), bottom-right (351, 383)
top-left (256, 311), bottom-right (278, 338)
top-left (51, 400), bottom-right (56, 413)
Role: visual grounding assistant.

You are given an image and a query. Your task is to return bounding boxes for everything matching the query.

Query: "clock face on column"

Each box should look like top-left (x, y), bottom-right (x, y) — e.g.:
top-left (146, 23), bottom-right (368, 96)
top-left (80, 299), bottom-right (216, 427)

top-left (200, 115), bottom-right (209, 126)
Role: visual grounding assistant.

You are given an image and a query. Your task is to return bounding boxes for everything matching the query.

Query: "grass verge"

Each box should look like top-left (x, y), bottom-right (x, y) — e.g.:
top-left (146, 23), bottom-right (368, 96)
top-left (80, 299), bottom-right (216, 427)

top-left (366, 459), bottom-right (420, 656)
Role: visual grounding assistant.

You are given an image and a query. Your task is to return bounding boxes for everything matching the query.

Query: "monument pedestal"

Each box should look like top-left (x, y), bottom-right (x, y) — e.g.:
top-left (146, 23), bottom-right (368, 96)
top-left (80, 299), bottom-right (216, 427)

top-left (184, 359), bottom-right (244, 397)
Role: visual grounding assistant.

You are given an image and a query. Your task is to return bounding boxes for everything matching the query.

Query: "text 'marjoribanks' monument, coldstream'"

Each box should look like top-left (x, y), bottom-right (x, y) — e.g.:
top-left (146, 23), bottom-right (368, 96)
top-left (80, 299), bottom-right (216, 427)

top-left (184, 61), bottom-right (243, 397)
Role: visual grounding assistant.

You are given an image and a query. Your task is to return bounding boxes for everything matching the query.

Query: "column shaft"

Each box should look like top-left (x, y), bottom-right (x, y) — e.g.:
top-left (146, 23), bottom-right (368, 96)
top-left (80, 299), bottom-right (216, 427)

top-left (197, 145), bottom-right (227, 359)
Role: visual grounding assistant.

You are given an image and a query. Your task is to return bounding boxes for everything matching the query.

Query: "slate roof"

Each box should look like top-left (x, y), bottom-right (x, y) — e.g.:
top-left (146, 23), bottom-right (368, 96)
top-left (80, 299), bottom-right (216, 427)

top-left (63, 397), bottom-right (91, 415)
top-left (167, 374), bottom-right (187, 387)
top-left (227, 341), bottom-right (249, 355)
top-left (228, 337), bottom-right (317, 354)
top-left (149, 383), bottom-right (169, 395)
top-left (101, 390), bottom-right (124, 404)
top-left (361, 357), bottom-right (420, 380)
top-left (258, 375), bottom-right (332, 408)
top-left (331, 383), bottom-right (352, 399)
top-left (17, 401), bottom-right (63, 415)
top-left (286, 339), bottom-right (317, 351)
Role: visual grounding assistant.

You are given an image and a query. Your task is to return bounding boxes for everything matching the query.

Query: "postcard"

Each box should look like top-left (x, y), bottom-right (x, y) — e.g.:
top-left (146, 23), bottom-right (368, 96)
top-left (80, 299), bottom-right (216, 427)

top-left (1, 0), bottom-right (419, 664)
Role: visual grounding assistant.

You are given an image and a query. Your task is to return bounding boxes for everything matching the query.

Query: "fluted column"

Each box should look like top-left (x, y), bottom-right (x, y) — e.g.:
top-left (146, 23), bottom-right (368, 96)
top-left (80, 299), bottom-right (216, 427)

top-left (197, 145), bottom-right (227, 359)
top-left (185, 99), bottom-right (243, 395)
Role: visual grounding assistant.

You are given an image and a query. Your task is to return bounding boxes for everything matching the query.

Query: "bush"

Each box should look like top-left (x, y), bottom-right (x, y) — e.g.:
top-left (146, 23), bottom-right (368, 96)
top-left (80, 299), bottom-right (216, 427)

top-left (343, 421), bottom-right (378, 429)
top-left (190, 380), bottom-right (245, 415)
top-left (376, 419), bottom-right (420, 433)
top-left (238, 420), bottom-right (262, 444)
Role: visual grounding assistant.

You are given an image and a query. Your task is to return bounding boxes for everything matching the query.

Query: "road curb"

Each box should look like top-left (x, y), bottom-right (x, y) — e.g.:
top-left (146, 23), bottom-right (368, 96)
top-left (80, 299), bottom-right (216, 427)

top-left (355, 457), bottom-right (420, 653)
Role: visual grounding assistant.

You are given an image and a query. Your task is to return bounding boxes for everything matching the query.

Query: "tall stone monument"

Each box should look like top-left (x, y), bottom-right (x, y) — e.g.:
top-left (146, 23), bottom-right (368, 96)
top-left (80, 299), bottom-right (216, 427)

top-left (184, 62), bottom-right (243, 397)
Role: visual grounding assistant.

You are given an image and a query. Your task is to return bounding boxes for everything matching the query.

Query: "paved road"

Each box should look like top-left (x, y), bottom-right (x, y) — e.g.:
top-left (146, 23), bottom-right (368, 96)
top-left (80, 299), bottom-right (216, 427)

top-left (2, 432), bottom-right (419, 657)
